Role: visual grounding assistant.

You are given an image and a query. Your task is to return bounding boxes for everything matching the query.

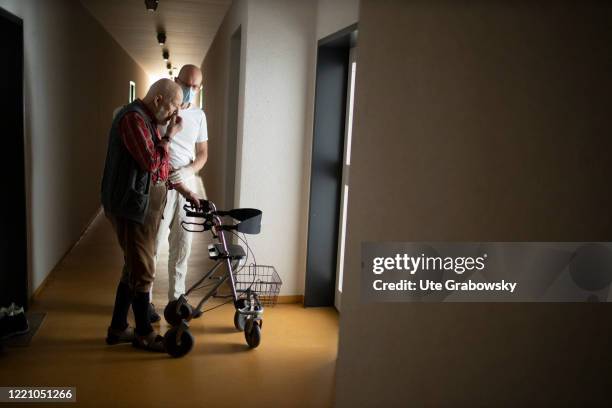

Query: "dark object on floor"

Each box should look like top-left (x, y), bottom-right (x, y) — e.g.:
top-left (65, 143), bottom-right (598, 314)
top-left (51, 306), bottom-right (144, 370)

top-left (149, 303), bottom-right (161, 323)
top-left (0, 305), bottom-right (29, 340)
top-left (1, 312), bottom-right (45, 347)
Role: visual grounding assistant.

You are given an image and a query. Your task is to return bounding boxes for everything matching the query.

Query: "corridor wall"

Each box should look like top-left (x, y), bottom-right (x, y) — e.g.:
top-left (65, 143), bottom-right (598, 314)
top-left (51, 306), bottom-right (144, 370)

top-left (335, 1), bottom-right (612, 406)
top-left (0, 0), bottom-right (149, 295)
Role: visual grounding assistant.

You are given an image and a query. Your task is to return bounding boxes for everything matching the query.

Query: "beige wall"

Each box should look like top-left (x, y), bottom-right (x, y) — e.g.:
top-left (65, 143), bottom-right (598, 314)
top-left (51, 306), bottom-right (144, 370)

top-left (335, 1), bottom-right (612, 406)
top-left (316, 0), bottom-right (359, 39)
top-left (0, 0), bottom-right (149, 295)
top-left (202, 0), bottom-right (316, 295)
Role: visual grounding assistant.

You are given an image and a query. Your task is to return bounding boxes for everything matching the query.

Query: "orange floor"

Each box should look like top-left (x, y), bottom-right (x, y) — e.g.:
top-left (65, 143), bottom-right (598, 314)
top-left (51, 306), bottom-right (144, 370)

top-left (0, 212), bottom-right (338, 407)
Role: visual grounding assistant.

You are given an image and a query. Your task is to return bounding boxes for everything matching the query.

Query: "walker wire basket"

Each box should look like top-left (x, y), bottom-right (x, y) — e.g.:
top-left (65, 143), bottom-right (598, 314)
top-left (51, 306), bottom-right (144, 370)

top-left (235, 264), bottom-right (282, 307)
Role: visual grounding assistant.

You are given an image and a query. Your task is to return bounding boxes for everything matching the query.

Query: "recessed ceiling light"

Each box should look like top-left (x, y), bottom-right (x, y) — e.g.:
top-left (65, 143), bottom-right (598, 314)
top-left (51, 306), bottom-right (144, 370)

top-left (157, 32), bottom-right (166, 46)
top-left (145, 0), bottom-right (159, 12)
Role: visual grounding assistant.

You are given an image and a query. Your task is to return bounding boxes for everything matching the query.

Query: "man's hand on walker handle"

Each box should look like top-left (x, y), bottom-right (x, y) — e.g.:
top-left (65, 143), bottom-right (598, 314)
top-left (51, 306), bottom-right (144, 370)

top-left (172, 182), bottom-right (201, 209)
top-left (184, 191), bottom-right (201, 209)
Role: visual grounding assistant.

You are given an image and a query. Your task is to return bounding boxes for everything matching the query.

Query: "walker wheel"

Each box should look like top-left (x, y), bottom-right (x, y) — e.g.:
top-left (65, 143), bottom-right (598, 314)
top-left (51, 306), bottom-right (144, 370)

top-left (234, 311), bottom-right (246, 331)
top-left (164, 299), bottom-right (193, 326)
top-left (244, 320), bottom-right (261, 349)
top-left (164, 326), bottom-right (194, 358)
top-left (233, 299), bottom-right (247, 331)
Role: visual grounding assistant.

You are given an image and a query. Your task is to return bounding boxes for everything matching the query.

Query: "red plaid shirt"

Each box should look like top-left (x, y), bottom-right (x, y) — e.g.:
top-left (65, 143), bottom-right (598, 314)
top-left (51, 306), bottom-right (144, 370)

top-left (118, 101), bottom-right (169, 184)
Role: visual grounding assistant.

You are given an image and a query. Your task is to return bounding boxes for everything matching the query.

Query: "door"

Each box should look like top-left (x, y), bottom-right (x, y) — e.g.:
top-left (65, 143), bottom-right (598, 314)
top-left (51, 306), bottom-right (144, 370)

top-left (305, 25), bottom-right (357, 307)
top-left (0, 7), bottom-right (27, 308)
top-left (334, 48), bottom-right (356, 311)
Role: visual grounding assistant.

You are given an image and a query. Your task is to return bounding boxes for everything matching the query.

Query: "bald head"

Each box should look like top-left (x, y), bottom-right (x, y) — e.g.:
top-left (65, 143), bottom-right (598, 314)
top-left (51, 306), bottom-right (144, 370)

top-left (178, 65), bottom-right (202, 85)
top-left (142, 78), bottom-right (183, 125)
top-left (144, 78), bottom-right (182, 103)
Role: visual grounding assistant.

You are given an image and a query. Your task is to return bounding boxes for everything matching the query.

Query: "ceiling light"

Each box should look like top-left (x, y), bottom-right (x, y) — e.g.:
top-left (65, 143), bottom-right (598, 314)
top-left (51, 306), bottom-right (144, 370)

top-left (162, 50), bottom-right (169, 61)
top-left (166, 62), bottom-right (171, 70)
top-left (157, 31), bottom-right (166, 46)
top-left (145, 0), bottom-right (159, 12)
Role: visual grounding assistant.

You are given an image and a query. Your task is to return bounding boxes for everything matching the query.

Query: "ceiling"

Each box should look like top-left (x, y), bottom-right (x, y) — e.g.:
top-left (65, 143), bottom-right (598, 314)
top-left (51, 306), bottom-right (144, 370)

top-left (80, 0), bottom-right (232, 82)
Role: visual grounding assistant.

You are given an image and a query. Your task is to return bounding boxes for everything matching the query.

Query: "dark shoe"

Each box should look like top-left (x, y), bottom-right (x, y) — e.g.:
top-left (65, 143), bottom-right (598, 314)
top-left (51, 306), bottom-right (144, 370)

top-left (149, 303), bottom-right (161, 323)
top-left (132, 331), bottom-right (166, 352)
top-left (106, 326), bottom-right (135, 345)
top-left (0, 304), bottom-right (30, 340)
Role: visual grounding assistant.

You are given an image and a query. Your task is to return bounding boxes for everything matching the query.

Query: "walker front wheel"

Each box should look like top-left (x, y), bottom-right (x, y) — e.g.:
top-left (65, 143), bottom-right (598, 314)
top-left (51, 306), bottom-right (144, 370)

top-left (164, 326), bottom-right (194, 358)
top-left (164, 299), bottom-right (193, 326)
top-left (244, 320), bottom-right (261, 349)
top-left (234, 311), bottom-right (246, 331)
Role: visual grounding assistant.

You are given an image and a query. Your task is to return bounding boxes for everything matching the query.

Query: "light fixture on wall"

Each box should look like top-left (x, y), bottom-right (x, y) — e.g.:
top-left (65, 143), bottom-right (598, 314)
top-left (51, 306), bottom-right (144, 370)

top-left (163, 50), bottom-right (169, 61)
top-left (157, 31), bottom-right (166, 46)
top-left (145, 0), bottom-right (159, 12)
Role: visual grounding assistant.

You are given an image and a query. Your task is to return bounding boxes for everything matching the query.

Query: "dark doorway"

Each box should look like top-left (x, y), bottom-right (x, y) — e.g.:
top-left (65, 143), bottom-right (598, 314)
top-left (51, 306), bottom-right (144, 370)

top-left (305, 25), bottom-right (358, 307)
top-left (0, 7), bottom-right (27, 309)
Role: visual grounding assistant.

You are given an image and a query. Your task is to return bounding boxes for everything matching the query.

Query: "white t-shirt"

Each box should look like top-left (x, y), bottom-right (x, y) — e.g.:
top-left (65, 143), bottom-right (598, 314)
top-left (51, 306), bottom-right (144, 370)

top-left (163, 107), bottom-right (208, 170)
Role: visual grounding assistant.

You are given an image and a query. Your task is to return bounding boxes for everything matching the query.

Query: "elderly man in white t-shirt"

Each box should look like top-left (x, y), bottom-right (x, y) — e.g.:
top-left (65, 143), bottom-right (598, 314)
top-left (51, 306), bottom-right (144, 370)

top-left (151, 65), bottom-right (208, 320)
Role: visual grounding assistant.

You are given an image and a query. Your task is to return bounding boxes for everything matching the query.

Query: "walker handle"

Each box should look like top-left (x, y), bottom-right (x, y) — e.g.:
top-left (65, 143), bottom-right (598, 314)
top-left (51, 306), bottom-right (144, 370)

top-left (184, 199), bottom-right (212, 218)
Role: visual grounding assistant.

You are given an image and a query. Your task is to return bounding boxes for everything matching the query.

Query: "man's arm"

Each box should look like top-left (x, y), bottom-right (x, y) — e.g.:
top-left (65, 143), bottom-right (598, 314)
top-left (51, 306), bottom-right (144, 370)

top-left (188, 111), bottom-right (208, 174)
top-left (189, 141), bottom-right (208, 173)
top-left (168, 143), bottom-right (207, 208)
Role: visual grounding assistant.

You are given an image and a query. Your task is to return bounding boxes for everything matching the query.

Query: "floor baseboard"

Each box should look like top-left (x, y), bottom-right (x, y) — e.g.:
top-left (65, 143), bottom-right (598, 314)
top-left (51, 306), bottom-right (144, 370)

top-left (277, 295), bottom-right (304, 304)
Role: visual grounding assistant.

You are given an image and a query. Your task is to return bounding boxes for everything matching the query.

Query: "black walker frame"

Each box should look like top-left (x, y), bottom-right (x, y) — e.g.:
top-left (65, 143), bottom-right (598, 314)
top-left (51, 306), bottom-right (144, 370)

top-left (162, 199), bottom-right (273, 358)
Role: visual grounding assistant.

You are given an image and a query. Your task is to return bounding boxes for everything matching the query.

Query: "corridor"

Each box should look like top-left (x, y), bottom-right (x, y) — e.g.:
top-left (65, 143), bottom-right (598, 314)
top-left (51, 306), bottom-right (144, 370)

top-left (0, 209), bottom-right (338, 406)
top-left (3, 0), bottom-right (612, 406)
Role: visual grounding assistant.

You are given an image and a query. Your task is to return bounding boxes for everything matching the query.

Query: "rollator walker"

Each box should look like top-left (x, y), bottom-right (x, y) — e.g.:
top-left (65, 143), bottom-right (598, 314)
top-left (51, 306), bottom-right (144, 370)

top-left (162, 199), bottom-right (281, 358)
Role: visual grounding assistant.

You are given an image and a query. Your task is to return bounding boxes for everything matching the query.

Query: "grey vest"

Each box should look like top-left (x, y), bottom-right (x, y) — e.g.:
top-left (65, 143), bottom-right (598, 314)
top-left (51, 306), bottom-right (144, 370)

top-left (100, 100), bottom-right (159, 224)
